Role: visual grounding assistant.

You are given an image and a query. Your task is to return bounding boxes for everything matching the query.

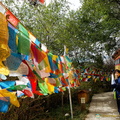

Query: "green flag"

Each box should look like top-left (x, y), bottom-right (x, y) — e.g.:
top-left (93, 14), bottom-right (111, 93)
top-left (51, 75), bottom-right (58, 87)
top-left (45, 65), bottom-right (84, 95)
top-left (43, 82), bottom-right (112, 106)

top-left (8, 85), bottom-right (27, 91)
top-left (17, 23), bottom-right (30, 55)
top-left (38, 81), bottom-right (49, 95)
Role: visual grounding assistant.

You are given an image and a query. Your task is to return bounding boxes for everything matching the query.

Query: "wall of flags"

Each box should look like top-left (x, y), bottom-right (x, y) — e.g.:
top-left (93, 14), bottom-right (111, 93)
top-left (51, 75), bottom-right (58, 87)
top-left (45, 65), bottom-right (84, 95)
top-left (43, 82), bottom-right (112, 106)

top-left (0, 2), bottom-right (80, 113)
top-left (0, 2), bottom-right (111, 113)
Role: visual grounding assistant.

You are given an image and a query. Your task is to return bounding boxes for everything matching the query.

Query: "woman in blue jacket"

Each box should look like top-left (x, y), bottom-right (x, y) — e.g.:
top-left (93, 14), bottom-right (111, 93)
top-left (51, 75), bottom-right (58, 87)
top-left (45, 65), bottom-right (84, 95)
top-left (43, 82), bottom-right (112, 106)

top-left (111, 69), bottom-right (120, 114)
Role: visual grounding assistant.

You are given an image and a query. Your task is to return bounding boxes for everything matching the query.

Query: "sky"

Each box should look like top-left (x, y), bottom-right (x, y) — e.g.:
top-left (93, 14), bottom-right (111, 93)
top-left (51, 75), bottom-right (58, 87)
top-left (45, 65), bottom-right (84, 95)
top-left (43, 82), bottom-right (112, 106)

top-left (45, 0), bottom-right (82, 10)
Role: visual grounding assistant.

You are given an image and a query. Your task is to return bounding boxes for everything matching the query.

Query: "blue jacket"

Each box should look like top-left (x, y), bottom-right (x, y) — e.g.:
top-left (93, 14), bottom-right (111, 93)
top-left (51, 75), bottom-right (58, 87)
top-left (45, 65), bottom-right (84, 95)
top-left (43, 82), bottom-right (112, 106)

top-left (112, 77), bottom-right (120, 91)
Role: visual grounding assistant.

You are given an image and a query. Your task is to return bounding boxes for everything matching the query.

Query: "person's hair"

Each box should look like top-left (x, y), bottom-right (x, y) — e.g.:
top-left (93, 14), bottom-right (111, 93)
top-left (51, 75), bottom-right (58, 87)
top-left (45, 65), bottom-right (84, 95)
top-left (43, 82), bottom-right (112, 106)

top-left (114, 69), bottom-right (120, 74)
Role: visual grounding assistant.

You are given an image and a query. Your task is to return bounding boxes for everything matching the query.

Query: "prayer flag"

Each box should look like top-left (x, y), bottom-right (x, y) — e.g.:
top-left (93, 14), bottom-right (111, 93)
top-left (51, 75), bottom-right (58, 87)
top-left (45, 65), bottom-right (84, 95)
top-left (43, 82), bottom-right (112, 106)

top-left (31, 42), bottom-right (46, 63)
top-left (0, 4), bottom-right (6, 14)
top-left (64, 56), bottom-right (72, 68)
top-left (38, 81), bottom-right (49, 95)
top-left (0, 12), bottom-right (10, 75)
top-left (0, 89), bottom-right (20, 107)
top-left (0, 98), bottom-right (10, 113)
top-left (41, 43), bottom-right (48, 53)
top-left (5, 10), bottom-right (20, 27)
top-left (39, 0), bottom-right (45, 4)
top-left (60, 77), bottom-right (68, 86)
top-left (8, 23), bottom-right (18, 53)
top-left (0, 81), bottom-right (15, 89)
top-left (35, 39), bottom-right (40, 46)
top-left (17, 23), bottom-right (30, 55)
top-left (0, 74), bottom-right (7, 80)
top-left (22, 88), bottom-right (34, 98)
top-left (54, 87), bottom-right (59, 93)
top-left (8, 85), bottom-right (27, 91)
top-left (47, 78), bottom-right (56, 86)
top-left (45, 78), bottom-right (54, 94)
top-left (39, 55), bottom-right (51, 73)
top-left (39, 70), bottom-right (50, 78)
top-left (29, 32), bottom-right (36, 43)
top-left (6, 52), bottom-right (22, 70)
top-left (48, 54), bottom-right (58, 73)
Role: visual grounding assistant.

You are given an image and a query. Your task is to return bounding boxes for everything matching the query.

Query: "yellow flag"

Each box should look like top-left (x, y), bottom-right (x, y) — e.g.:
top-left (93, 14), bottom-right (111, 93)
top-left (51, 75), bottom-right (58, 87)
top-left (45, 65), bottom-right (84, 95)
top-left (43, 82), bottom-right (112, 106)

top-left (0, 89), bottom-right (20, 107)
top-left (44, 56), bottom-right (51, 73)
top-left (45, 78), bottom-right (54, 94)
top-left (0, 12), bottom-right (10, 75)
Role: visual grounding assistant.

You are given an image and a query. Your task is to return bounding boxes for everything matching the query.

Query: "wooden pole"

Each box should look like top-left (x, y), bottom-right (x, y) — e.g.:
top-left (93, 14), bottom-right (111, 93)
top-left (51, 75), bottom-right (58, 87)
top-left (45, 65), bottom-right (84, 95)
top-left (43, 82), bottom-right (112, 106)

top-left (68, 84), bottom-right (73, 119)
top-left (64, 45), bottom-right (73, 119)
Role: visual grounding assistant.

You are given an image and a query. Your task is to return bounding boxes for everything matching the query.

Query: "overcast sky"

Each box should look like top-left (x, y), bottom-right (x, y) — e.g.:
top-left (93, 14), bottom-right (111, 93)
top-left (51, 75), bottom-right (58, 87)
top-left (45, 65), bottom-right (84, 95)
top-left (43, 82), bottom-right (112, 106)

top-left (46, 0), bottom-right (81, 10)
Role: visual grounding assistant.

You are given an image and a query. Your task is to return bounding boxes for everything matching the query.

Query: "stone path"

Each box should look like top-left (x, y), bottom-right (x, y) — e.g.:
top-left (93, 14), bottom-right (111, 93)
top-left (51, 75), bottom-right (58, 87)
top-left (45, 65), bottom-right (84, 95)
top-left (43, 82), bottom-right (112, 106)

top-left (85, 92), bottom-right (120, 120)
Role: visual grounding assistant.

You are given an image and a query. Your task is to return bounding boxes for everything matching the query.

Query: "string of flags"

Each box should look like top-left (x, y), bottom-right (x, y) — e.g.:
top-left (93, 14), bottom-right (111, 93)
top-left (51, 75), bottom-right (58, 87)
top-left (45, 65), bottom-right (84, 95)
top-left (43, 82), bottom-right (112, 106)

top-left (0, 2), bottom-right (80, 113)
top-left (0, 2), bottom-right (111, 113)
top-left (76, 68), bottom-right (111, 82)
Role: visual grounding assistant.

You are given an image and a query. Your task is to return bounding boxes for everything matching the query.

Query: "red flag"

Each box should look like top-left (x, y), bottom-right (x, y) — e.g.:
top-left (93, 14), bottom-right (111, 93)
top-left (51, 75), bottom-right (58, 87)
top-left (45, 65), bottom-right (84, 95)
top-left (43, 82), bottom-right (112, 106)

top-left (31, 42), bottom-right (46, 64)
top-left (22, 88), bottom-right (34, 98)
top-left (60, 77), bottom-right (68, 86)
top-left (5, 10), bottom-right (20, 27)
top-left (39, 0), bottom-right (45, 4)
top-left (23, 60), bottom-right (43, 95)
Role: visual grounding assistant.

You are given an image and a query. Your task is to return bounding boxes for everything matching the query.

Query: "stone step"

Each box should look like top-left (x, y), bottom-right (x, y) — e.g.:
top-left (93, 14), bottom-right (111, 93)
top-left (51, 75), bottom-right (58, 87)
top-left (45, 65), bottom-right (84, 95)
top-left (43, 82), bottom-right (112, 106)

top-left (85, 112), bottom-right (119, 120)
top-left (85, 92), bottom-right (119, 120)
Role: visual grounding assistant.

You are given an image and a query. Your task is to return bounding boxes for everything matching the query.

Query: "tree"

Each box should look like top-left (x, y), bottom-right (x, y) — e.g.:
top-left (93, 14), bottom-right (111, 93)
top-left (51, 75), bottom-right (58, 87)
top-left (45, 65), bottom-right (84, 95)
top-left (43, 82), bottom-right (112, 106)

top-left (2, 0), bottom-right (73, 55)
top-left (76, 0), bottom-right (120, 54)
top-left (2, 0), bottom-right (119, 70)
top-left (68, 0), bottom-right (120, 69)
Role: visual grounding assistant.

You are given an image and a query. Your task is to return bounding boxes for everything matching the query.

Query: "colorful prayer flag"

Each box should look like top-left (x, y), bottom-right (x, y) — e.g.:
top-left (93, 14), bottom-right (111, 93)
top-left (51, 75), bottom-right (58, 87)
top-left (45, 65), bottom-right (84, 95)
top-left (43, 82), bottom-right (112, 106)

top-left (5, 10), bottom-right (20, 27)
top-left (17, 23), bottom-right (30, 55)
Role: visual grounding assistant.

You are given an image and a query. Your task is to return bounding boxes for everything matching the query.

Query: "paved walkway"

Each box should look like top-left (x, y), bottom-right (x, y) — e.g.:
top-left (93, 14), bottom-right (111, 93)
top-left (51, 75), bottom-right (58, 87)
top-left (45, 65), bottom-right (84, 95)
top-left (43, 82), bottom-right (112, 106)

top-left (85, 92), bottom-right (120, 120)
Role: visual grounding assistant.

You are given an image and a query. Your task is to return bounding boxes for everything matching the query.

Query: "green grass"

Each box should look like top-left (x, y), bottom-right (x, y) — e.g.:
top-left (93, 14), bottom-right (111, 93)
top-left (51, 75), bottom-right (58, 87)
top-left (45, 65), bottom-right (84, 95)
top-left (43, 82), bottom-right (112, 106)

top-left (40, 102), bottom-right (90, 120)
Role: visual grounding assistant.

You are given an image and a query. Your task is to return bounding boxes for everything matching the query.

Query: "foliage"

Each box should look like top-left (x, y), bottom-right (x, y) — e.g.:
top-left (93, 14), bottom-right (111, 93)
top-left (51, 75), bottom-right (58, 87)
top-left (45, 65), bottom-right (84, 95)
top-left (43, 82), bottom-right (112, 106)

top-left (0, 79), bottom-right (111, 119)
top-left (0, 1), bottom-right (116, 119)
top-left (78, 79), bottom-right (112, 94)
top-left (70, 0), bottom-right (120, 69)
top-left (2, 0), bottom-right (72, 55)
top-left (0, 87), bottom-right (89, 120)
top-left (81, 0), bottom-right (119, 53)
top-left (2, 0), bottom-right (119, 69)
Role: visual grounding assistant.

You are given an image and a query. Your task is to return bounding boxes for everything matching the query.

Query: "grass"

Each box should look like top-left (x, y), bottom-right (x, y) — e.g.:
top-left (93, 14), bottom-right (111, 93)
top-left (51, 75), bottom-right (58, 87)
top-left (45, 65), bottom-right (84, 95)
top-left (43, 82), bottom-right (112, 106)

top-left (38, 102), bottom-right (90, 120)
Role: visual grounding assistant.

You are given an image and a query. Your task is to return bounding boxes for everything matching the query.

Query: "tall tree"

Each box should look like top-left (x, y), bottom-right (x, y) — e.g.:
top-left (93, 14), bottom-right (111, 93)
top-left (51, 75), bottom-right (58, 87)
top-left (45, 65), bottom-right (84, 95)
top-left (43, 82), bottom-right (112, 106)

top-left (76, 0), bottom-right (120, 55)
top-left (2, 0), bottom-right (119, 69)
top-left (68, 0), bottom-right (120, 68)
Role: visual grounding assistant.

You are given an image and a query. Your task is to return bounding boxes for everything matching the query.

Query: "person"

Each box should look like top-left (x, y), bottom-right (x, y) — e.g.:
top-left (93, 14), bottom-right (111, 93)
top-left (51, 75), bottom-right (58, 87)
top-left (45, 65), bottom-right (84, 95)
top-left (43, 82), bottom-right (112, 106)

top-left (111, 69), bottom-right (120, 114)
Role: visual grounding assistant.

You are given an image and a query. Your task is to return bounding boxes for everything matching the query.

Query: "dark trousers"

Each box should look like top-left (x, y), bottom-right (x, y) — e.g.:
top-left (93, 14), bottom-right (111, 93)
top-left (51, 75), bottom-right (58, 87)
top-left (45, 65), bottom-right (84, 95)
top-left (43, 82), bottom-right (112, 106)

top-left (116, 91), bottom-right (120, 113)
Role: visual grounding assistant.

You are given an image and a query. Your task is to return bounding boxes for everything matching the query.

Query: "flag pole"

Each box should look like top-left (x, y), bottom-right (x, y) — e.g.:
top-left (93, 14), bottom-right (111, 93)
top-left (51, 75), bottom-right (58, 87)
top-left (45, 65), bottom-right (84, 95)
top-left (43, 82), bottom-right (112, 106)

top-left (68, 81), bottom-right (73, 119)
top-left (64, 45), bottom-right (73, 119)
